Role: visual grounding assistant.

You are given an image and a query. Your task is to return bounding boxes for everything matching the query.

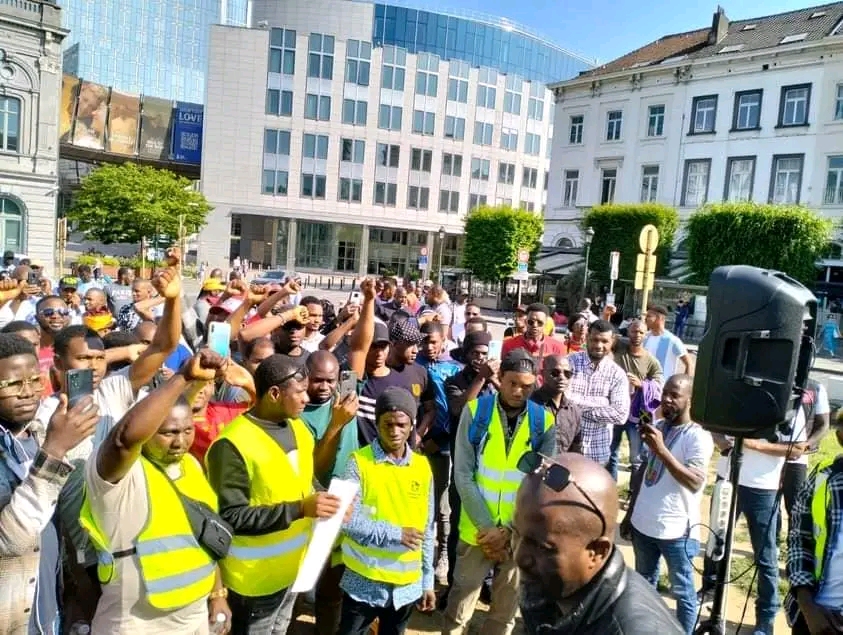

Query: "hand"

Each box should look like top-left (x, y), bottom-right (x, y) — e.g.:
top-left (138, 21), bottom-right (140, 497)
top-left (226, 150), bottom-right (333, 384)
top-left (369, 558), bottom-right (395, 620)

top-left (343, 303), bottom-right (361, 324)
top-left (788, 443), bottom-right (808, 461)
top-left (223, 362), bottom-right (253, 389)
top-left (619, 514), bottom-right (633, 542)
top-left (0, 278), bottom-right (21, 303)
top-left (640, 423), bottom-right (667, 457)
top-left (282, 279), bottom-right (301, 296)
top-left (478, 527), bottom-right (510, 555)
top-left (38, 278), bottom-right (52, 296)
top-left (330, 392), bottom-right (358, 428)
top-left (183, 350), bottom-right (227, 382)
top-left (302, 492), bottom-right (341, 518)
top-left (151, 266), bottom-right (182, 300)
top-left (68, 293), bottom-right (81, 308)
top-left (21, 283), bottom-right (41, 298)
top-left (164, 247), bottom-right (181, 268)
top-left (416, 590), bottom-right (436, 612)
top-left (480, 359), bottom-right (501, 380)
top-left (225, 279), bottom-right (248, 297)
top-left (127, 343), bottom-right (148, 362)
top-left (603, 304), bottom-right (617, 317)
top-left (627, 374), bottom-right (642, 389)
top-left (801, 598), bottom-right (837, 635)
top-left (400, 527), bottom-right (423, 550)
top-left (247, 284), bottom-right (269, 306)
top-left (208, 597), bottom-right (231, 634)
top-left (42, 394), bottom-right (99, 459)
top-left (421, 439), bottom-right (440, 454)
top-left (359, 278), bottom-right (376, 301)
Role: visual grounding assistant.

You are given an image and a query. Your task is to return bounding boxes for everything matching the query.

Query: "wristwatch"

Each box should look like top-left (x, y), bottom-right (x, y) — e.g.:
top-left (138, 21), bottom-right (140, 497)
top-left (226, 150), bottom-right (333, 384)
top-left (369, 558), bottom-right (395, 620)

top-left (208, 588), bottom-right (228, 600)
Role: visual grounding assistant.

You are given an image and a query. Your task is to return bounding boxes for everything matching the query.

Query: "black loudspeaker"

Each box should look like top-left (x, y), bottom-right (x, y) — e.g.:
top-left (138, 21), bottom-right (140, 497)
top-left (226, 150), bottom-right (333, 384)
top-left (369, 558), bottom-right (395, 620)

top-left (691, 265), bottom-right (817, 438)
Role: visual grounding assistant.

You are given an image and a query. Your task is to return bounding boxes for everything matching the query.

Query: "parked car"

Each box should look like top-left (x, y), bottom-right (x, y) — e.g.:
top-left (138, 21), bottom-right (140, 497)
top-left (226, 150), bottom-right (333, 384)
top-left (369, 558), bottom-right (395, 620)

top-left (251, 269), bottom-right (289, 285)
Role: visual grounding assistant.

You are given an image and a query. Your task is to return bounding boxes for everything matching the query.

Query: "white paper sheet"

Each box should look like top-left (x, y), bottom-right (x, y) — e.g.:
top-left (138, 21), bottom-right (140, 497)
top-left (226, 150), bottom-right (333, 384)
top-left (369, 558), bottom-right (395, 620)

top-left (290, 478), bottom-right (359, 593)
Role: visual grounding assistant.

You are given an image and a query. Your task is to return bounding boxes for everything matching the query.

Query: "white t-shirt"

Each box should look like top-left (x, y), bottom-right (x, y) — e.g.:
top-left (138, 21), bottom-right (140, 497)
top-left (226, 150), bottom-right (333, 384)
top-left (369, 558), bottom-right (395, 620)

top-left (788, 383), bottom-right (830, 466)
top-left (643, 331), bottom-right (687, 378)
top-left (631, 421), bottom-right (714, 541)
top-left (301, 331), bottom-right (325, 353)
top-left (85, 456), bottom-right (209, 634)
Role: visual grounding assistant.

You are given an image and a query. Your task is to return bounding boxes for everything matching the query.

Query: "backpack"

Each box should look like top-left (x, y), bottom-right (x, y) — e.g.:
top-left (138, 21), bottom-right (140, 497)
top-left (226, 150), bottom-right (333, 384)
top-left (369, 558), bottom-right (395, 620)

top-left (468, 394), bottom-right (546, 453)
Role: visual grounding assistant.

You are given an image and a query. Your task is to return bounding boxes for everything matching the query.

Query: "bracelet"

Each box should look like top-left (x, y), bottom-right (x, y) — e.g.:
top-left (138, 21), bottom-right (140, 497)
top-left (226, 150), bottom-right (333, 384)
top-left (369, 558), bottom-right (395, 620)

top-left (208, 588), bottom-right (228, 600)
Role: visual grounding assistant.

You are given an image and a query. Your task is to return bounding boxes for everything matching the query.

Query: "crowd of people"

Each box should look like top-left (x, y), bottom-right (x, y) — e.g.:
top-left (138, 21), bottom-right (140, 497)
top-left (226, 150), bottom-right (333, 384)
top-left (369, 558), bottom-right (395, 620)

top-left (0, 250), bottom-right (840, 635)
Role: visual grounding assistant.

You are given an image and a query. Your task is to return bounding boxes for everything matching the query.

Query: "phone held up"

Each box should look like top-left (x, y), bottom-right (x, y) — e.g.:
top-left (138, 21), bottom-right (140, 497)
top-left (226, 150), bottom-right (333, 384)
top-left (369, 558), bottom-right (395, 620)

top-left (66, 368), bottom-right (94, 409)
top-left (208, 322), bottom-right (232, 359)
top-left (339, 370), bottom-right (358, 399)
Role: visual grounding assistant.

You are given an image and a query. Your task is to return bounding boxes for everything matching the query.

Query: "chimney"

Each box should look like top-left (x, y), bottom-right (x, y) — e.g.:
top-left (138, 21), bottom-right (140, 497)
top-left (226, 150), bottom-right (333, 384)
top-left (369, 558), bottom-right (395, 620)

top-left (709, 6), bottom-right (730, 44)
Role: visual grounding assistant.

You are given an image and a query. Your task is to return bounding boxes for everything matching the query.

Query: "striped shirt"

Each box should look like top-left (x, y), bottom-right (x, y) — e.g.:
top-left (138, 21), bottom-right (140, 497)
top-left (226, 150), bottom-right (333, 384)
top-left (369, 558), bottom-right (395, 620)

top-left (643, 331), bottom-right (687, 378)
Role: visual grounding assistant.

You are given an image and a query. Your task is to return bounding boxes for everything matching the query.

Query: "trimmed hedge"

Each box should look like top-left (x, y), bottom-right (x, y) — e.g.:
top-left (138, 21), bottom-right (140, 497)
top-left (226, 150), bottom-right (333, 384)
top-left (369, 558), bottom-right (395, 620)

top-left (463, 205), bottom-right (544, 283)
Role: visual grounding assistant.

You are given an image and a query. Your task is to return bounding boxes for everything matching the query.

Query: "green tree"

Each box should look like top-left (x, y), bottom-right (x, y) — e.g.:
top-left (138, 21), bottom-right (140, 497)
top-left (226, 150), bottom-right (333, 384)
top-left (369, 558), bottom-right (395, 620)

top-left (67, 163), bottom-right (212, 245)
top-left (462, 205), bottom-right (544, 283)
top-left (583, 203), bottom-right (680, 283)
top-left (686, 202), bottom-right (832, 284)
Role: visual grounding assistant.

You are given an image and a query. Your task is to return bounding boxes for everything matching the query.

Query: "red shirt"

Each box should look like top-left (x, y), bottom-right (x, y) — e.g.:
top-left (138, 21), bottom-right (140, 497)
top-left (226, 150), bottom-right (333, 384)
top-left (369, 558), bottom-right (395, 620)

top-left (190, 401), bottom-right (249, 463)
top-left (38, 346), bottom-right (59, 397)
top-left (501, 335), bottom-right (567, 385)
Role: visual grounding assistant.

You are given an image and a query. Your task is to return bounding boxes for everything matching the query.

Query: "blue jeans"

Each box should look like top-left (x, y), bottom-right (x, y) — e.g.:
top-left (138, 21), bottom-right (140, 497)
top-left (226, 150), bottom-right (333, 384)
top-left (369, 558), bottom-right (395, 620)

top-left (736, 486), bottom-right (780, 627)
top-left (607, 421), bottom-right (642, 481)
top-left (229, 587), bottom-right (298, 635)
top-left (632, 527), bottom-right (699, 635)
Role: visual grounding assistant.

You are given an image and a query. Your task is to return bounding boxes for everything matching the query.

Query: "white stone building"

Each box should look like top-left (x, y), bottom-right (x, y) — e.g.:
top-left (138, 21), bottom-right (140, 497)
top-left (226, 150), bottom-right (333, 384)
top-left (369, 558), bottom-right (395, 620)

top-left (0, 0), bottom-right (65, 275)
top-left (545, 2), bottom-right (843, 263)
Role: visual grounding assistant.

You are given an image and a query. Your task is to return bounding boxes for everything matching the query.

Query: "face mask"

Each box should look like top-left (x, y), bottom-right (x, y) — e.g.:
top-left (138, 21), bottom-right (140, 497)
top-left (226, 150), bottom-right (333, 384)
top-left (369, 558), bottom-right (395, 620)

top-left (0, 423), bottom-right (34, 481)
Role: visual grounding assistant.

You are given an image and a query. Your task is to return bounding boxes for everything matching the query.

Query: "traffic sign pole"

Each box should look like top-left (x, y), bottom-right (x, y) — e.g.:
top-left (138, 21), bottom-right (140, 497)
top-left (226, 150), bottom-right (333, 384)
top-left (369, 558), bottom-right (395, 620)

top-left (609, 251), bottom-right (620, 295)
top-left (636, 225), bottom-right (660, 316)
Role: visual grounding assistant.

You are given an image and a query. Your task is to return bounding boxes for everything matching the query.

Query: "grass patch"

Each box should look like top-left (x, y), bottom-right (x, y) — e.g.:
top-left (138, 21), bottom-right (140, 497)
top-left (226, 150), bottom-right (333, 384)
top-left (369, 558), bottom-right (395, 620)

top-left (729, 556), bottom-right (789, 600)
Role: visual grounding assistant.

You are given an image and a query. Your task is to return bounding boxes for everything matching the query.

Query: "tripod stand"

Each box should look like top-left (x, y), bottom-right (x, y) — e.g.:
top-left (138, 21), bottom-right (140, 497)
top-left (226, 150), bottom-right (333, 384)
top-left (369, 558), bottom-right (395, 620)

top-left (695, 437), bottom-right (743, 635)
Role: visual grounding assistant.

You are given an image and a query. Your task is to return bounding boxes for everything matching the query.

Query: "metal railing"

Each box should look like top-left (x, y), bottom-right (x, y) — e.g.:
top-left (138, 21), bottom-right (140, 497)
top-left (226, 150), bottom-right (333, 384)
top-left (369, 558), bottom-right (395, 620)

top-left (824, 187), bottom-right (843, 206)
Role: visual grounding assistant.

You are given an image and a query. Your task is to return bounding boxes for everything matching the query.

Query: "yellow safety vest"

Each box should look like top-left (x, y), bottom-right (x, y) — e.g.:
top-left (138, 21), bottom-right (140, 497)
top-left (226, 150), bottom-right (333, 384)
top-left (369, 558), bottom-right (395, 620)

top-left (811, 457), bottom-right (839, 581)
top-left (457, 398), bottom-right (553, 546)
top-left (79, 454), bottom-right (217, 611)
top-left (207, 414), bottom-right (314, 597)
top-left (341, 444), bottom-right (432, 585)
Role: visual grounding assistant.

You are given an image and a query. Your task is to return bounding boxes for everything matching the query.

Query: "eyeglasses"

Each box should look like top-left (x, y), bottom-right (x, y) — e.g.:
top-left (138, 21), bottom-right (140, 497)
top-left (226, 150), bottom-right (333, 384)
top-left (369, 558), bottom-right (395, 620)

top-left (517, 451), bottom-right (607, 538)
top-left (526, 319), bottom-right (545, 327)
top-left (39, 308), bottom-right (70, 318)
top-left (548, 368), bottom-right (573, 379)
top-left (0, 374), bottom-right (44, 398)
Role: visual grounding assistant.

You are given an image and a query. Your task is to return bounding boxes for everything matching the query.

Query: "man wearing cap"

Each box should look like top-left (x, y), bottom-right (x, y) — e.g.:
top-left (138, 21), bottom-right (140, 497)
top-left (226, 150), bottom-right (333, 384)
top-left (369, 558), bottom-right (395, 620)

top-left (58, 276), bottom-right (84, 322)
top-left (501, 303), bottom-right (566, 379)
top-left (338, 386), bottom-right (436, 635)
top-left (386, 316), bottom-right (435, 442)
top-left (503, 305), bottom-right (527, 339)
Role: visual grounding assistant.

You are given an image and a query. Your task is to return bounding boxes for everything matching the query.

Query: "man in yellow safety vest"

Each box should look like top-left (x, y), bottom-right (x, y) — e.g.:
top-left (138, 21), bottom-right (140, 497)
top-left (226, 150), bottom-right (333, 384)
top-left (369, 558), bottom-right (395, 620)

top-left (338, 386), bottom-right (436, 635)
top-left (206, 354), bottom-right (341, 634)
top-left (443, 349), bottom-right (556, 635)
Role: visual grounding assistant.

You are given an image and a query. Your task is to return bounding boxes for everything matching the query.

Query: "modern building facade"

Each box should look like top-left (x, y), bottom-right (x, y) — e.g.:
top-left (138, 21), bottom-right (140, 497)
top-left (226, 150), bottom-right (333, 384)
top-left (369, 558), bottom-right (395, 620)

top-left (0, 0), bottom-right (65, 273)
top-left (198, 0), bottom-right (592, 276)
top-left (61, 0), bottom-right (248, 103)
top-left (545, 3), bottom-right (843, 255)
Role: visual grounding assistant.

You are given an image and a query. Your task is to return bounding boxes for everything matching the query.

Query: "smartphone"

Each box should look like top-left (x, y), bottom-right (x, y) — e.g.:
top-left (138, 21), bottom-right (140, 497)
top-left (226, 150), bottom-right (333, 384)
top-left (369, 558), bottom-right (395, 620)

top-left (339, 370), bottom-right (358, 398)
top-left (348, 290), bottom-right (362, 305)
top-left (66, 368), bottom-right (94, 409)
top-left (488, 340), bottom-right (503, 360)
top-left (27, 271), bottom-right (40, 286)
top-left (638, 412), bottom-right (653, 428)
top-left (208, 322), bottom-right (231, 358)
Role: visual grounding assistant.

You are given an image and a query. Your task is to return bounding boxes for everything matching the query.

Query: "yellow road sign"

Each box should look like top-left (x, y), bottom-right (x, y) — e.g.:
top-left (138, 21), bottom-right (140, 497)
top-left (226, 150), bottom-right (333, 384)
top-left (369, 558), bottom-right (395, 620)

top-left (639, 224), bottom-right (660, 254)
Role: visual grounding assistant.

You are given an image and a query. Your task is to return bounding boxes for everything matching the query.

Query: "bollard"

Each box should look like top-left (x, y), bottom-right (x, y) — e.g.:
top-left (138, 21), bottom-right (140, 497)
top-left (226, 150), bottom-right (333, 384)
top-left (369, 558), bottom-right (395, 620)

top-left (340, 279), bottom-right (344, 290)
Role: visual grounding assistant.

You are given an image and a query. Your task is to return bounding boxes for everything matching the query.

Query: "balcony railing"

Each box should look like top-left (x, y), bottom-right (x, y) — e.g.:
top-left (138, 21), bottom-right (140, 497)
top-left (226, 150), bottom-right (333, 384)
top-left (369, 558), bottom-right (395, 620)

top-left (824, 187), bottom-right (843, 206)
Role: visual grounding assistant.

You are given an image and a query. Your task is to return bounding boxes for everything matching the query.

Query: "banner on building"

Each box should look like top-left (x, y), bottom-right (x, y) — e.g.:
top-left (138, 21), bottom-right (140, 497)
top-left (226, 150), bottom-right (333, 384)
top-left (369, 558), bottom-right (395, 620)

top-left (106, 90), bottom-right (141, 156)
top-left (71, 81), bottom-right (109, 150)
top-left (138, 96), bottom-right (173, 160)
top-left (59, 74), bottom-right (80, 142)
top-left (171, 101), bottom-right (203, 164)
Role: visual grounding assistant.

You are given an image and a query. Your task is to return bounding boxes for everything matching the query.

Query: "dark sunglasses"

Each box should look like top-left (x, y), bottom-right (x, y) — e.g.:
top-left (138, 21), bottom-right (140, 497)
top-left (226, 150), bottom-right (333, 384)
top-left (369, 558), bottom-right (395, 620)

top-left (40, 308), bottom-right (70, 318)
top-left (548, 368), bottom-right (573, 379)
top-left (526, 318), bottom-right (545, 327)
top-left (517, 451), bottom-right (607, 538)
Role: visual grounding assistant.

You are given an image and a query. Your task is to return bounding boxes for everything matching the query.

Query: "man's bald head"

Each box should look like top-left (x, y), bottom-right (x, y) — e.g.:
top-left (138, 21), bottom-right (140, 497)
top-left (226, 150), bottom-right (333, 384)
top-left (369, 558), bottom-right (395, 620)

top-left (307, 349), bottom-right (339, 375)
top-left (305, 350), bottom-right (340, 404)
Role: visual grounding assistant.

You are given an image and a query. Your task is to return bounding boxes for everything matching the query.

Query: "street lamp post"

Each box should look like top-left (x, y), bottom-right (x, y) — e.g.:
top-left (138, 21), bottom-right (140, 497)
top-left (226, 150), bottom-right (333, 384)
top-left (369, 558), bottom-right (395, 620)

top-left (437, 226), bottom-right (445, 285)
top-left (581, 226), bottom-right (595, 299)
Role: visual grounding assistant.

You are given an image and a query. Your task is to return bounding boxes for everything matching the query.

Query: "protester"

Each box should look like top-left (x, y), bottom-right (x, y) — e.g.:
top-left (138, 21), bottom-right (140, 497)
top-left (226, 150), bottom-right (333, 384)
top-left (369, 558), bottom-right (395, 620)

top-left (503, 305), bottom-right (526, 339)
top-left (500, 303), bottom-right (566, 375)
top-left (644, 305), bottom-right (694, 377)
top-left (529, 354), bottom-right (583, 453)
top-left (105, 266), bottom-right (135, 316)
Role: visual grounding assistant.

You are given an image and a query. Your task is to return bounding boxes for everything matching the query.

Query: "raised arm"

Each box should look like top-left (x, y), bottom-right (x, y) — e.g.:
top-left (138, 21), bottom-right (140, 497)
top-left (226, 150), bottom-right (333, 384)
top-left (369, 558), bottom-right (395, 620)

top-left (347, 279), bottom-right (375, 377)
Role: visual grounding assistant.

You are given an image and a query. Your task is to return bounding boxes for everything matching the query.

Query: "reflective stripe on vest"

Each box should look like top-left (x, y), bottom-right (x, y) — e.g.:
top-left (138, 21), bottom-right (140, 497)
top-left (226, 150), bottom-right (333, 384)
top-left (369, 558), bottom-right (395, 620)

top-left (208, 414), bottom-right (315, 596)
top-left (458, 398), bottom-right (552, 546)
top-left (811, 459), bottom-right (836, 581)
top-left (79, 454), bottom-right (217, 611)
top-left (341, 444), bottom-right (431, 585)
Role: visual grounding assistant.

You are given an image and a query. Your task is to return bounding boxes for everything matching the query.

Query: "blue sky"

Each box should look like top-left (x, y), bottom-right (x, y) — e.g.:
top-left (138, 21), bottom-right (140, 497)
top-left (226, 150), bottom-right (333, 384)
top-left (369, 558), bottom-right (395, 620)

top-left (434, 0), bottom-right (828, 63)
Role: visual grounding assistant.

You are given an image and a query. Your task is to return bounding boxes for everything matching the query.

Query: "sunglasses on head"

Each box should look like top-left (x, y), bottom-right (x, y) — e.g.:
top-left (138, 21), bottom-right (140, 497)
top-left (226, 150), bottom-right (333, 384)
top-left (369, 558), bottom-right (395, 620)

top-left (517, 451), bottom-right (607, 538)
top-left (548, 368), bottom-right (573, 379)
top-left (275, 367), bottom-right (308, 386)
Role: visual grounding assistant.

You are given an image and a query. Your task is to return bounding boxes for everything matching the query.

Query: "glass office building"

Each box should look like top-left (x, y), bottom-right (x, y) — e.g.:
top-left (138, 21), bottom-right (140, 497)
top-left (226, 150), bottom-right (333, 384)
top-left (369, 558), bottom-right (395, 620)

top-left (61, 0), bottom-right (249, 103)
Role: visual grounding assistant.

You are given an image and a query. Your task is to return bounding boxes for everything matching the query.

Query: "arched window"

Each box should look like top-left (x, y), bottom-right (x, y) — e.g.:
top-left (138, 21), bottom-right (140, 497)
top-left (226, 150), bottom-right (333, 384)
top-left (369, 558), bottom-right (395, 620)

top-left (555, 236), bottom-right (575, 248)
top-left (0, 198), bottom-right (23, 253)
top-left (0, 97), bottom-right (20, 153)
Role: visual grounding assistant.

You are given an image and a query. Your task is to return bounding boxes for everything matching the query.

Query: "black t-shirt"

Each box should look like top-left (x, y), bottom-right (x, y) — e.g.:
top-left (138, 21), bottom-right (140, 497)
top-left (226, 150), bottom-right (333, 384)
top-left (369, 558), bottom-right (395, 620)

top-left (356, 363), bottom-right (433, 445)
top-left (277, 350), bottom-right (310, 370)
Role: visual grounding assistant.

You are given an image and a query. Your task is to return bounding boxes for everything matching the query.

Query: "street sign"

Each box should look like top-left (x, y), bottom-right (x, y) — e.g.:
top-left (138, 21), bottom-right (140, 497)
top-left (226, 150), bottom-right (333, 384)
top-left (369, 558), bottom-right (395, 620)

top-left (639, 224), bottom-right (660, 254)
top-left (513, 248), bottom-right (530, 281)
top-left (605, 292), bottom-right (616, 307)
top-left (420, 246), bottom-right (429, 257)
top-left (517, 249), bottom-right (529, 263)
top-left (609, 251), bottom-right (620, 280)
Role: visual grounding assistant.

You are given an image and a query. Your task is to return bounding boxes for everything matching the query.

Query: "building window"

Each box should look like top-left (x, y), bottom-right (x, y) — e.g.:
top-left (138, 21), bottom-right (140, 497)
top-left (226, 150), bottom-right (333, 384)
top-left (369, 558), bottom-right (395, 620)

top-left (724, 156), bottom-right (755, 201)
top-left (733, 90), bottom-right (762, 130)
top-left (374, 181), bottom-right (397, 206)
top-left (640, 165), bottom-right (659, 202)
top-left (378, 105), bottom-right (402, 131)
top-left (825, 156), bottom-right (843, 205)
top-left (439, 189), bottom-right (460, 213)
top-left (568, 115), bottom-right (584, 145)
top-left (444, 115), bottom-right (465, 140)
top-left (504, 75), bottom-right (522, 115)
top-left (412, 110), bottom-right (435, 135)
top-left (563, 170), bottom-right (579, 207)
top-left (769, 154), bottom-right (804, 204)
top-left (835, 85), bottom-right (843, 120)
top-left (342, 99), bottom-right (367, 125)
top-left (345, 39), bottom-right (371, 86)
top-left (442, 152), bottom-right (462, 176)
top-left (473, 122), bottom-right (493, 146)
top-left (381, 45), bottom-right (406, 91)
top-left (296, 222), bottom-right (332, 268)
top-left (307, 33), bottom-right (334, 80)
top-left (340, 138), bottom-right (365, 164)
top-left (527, 82), bottom-right (544, 121)
top-left (522, 202), bottom-right (536, 212)
top-left (411, 148), bottom-right (432, 172)
top-left (524, 132), bottom-right (541, 156)
top-left (265, 128), bottom-right (291, 156)
top-left (263, 128), bottom-right (290, 194)
top-left (522, 167), bottom-right (538, 189)
top-left (338, 178), bottom-right (363, 202)
top-left (647, 105), bottom-right (665, 137)
top-left (778, 84), bottom-right (811, 127)
top-left (415, 52), bottom-right (439, 97)
top-left (262, 170), bottom-right (289, 195)
top-left (477, 67), bottom-right (497, 108)
top-left (690, 95), bottom-right (717, 134)
top-left (337, 241), bottom-right (358, 272)
top-left (408, 186), bottom-right (430, 210)
top-left (600, 168), bottom-right (617, 204)
top-left (471, 158), bottom-right (490, 181)
top-left (376, 143), bottom-right (400, 167)
top-left (305, 94), bottom-right (331, 121)
top-left (301, 174), bottom-right (327, 199)
top-left (269, 28), bottom-right (296, 75)
top-left (266, 89), bottom-right (293, 117)
top-left (682, 159), bottom-right (711, 207)
top-left (500, 128), bottom-right (518, 151)
top-left (469, 194), bottom-right (488, 209)
top-left (498, 162), bottom-right (515, 184)
top-left (606, 111), bottom-right (622, 141)
top-left (447, 60), bottom-right (469, 103)
top-left (302, 133), bottom-right (329, 160)
top-left (544, 170), bottom-right (549, 191)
